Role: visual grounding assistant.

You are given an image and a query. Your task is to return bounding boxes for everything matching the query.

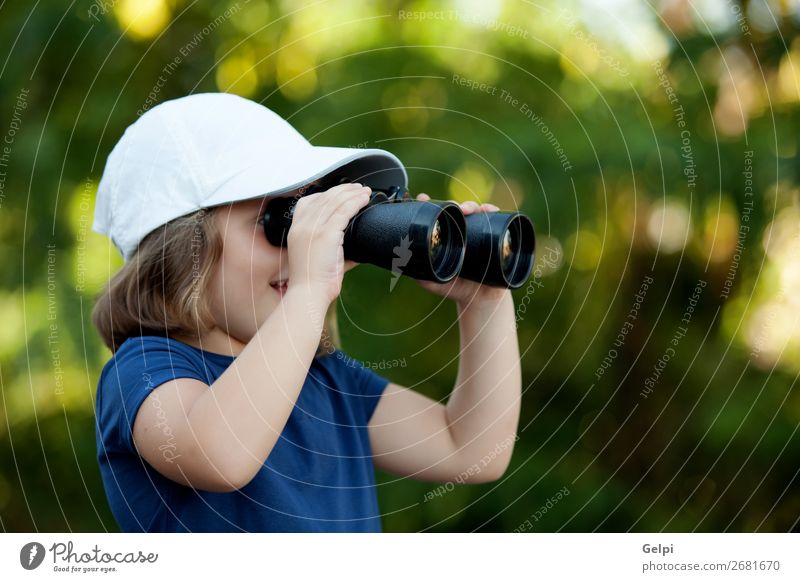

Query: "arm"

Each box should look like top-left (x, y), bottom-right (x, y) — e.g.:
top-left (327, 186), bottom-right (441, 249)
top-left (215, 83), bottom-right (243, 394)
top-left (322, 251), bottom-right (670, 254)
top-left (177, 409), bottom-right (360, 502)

top-left (131, 183), bottom-right (372, 492)
top-left (368, 291), bottom-right (522, 484)
top-left (132, 285), bottom-right (329, 492)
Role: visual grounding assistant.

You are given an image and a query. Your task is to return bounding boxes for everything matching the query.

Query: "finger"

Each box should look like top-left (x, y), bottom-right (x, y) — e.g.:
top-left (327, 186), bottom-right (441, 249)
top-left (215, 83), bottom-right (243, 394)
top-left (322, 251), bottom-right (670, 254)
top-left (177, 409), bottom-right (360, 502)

top-left (316, 184), bottom-right (371, 224)
top-left (416, 193), bottom-right (431, 201)
top-left (303, 181), bottom-right (364, 203)
top-left (302, 182), bottom-right (365, 206)
top-left (480, 203), bottom-right (500, 212)
top-left (460, 200), bottom-right (481, 215)
top-left (329, 182), bottom-right (368, 195)
top-left (293, 186), bottom-right (368, 245)
top-left (325, 187), bottom-right (371, 228)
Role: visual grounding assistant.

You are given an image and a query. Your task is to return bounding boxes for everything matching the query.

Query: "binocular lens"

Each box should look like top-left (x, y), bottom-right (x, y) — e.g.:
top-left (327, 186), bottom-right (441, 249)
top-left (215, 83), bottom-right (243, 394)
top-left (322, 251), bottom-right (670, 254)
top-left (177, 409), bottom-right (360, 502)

top-left (430, 219), bottom-right (443, 266)
top-left (501, 228), bottom-right (514, 273)
top-left (501, 219), bottom-right (530, 281)
top-left (426, 206), bottom-right (466, 282)
top-left (502, 215), bottom-right (534, 287)
top-left (458, 211), bottom-right (535, 289)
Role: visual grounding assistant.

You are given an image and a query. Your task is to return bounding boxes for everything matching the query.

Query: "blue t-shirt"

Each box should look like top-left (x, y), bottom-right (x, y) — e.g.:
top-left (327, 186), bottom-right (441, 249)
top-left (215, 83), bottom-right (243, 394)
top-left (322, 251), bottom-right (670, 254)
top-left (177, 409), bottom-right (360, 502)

top-left (95, 335), bottom-right (391, 532)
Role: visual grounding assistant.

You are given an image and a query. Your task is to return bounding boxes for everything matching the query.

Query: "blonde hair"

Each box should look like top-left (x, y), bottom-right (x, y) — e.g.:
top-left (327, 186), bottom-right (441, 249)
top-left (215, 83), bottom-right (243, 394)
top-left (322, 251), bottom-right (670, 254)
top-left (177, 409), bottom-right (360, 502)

top-left (91, 207), bottom-right (339, 358)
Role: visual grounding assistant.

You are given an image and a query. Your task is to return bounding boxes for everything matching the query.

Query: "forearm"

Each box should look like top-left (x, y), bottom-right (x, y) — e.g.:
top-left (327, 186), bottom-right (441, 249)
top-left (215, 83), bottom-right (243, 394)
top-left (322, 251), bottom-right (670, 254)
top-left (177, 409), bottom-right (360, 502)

top-left (186, 286), bottom-right (329, 487)
top-left (446, 291), bottom-right (521, 477)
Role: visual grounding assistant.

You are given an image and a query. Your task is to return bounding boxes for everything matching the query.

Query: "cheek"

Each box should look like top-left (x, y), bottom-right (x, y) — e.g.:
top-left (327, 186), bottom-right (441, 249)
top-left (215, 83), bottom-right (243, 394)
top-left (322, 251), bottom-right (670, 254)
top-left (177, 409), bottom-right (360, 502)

top-left (214, 235), bottom-right (282, 303)
top-left (251, 231), bottom-right (286, 276)
top-left (206, 245), bottom-right (247, 312)
top-left (223, 254), bottom-right (259, 302)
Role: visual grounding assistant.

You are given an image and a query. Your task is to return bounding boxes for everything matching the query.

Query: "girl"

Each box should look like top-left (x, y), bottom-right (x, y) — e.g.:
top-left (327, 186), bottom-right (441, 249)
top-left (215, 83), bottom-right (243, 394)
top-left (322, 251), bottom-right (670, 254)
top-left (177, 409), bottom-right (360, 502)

top-left (92, 93), bottom-right (521, 532)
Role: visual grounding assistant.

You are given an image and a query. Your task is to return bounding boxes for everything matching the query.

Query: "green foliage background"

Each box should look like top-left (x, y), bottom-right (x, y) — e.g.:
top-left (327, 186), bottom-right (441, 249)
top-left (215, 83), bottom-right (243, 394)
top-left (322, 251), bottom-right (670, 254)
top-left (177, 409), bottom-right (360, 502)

top-left (0, 0), bottom-right (798, 532)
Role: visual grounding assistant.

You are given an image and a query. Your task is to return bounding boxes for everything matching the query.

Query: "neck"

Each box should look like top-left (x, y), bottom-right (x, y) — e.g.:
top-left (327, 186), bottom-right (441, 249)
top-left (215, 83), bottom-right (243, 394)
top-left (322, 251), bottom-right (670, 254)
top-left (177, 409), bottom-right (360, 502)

top-left (173, 326), bottom-right (247, 357)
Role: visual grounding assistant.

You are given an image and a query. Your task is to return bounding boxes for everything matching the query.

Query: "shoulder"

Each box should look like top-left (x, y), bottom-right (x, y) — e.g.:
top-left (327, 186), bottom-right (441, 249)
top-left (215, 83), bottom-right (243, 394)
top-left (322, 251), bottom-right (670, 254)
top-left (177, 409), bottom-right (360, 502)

top-left (96, 335), bottom-right (212, 452)
top-left (98, 335), bottom-right (207, 387)
top-left (114, 334), bottom-right (197, 359)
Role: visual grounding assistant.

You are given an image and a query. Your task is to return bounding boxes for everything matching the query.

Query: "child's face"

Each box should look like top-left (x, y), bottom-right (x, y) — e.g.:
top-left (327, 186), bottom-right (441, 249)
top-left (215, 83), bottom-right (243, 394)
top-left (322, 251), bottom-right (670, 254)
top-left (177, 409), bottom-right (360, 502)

top-left (206, 193), bottom-right (294, 348)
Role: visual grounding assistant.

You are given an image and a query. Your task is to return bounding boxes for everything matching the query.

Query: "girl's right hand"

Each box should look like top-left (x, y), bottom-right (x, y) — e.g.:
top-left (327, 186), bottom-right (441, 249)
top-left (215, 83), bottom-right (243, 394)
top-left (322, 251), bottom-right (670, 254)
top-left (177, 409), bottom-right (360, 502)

top-left (286, 182), bottom-right (371, 306)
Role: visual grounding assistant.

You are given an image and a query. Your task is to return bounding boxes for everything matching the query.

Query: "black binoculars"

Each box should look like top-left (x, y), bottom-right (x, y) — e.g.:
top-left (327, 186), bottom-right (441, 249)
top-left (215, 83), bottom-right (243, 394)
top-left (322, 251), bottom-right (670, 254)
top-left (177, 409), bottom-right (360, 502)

top-left (262, 183), bottom-right (535, 289)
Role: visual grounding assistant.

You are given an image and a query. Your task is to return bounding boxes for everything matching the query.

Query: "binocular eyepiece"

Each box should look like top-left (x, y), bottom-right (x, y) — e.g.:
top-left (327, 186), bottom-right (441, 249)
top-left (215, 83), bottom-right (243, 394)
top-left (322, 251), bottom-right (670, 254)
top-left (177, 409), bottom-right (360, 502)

top-left (262, 184), bottom-right (535, 289)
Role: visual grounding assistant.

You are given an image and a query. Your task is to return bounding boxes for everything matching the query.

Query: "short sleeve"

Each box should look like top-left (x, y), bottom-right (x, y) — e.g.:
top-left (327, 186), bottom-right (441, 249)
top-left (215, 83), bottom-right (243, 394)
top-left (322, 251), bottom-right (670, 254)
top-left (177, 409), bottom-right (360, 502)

top-left (333, 350), bottom-right (391, 424)
top-left (96, 337), bottom-right (209, 454)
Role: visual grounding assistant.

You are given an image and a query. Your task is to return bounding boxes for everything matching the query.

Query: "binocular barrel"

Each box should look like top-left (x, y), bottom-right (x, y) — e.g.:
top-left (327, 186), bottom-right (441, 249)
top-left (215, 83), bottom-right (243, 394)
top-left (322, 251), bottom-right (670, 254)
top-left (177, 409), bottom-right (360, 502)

top-left (461, 211), bottom-right (536, 289)
top-left (262, 186), bottom-right (535, 289)
top-left (341, 197), bottom-right (467, 283)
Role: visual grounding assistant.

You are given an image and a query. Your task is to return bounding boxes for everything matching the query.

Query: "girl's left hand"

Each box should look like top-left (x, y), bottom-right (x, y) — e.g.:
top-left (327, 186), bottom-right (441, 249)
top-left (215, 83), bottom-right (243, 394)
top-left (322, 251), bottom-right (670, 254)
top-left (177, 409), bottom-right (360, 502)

top-left (413, 193), bottom-right (511, 306)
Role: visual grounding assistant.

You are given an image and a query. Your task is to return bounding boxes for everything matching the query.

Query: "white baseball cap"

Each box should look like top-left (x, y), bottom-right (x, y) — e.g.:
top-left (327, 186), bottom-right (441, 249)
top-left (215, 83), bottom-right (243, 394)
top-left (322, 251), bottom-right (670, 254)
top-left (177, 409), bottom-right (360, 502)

top-left (92, 92), bottom-right (408, 261)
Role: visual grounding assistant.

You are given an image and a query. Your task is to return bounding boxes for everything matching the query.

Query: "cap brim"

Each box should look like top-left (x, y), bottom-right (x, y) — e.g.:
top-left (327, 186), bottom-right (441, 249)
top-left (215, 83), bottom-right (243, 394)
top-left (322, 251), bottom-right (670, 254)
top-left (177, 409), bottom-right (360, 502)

top-left (202, 146), bottom-right (408, 209)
